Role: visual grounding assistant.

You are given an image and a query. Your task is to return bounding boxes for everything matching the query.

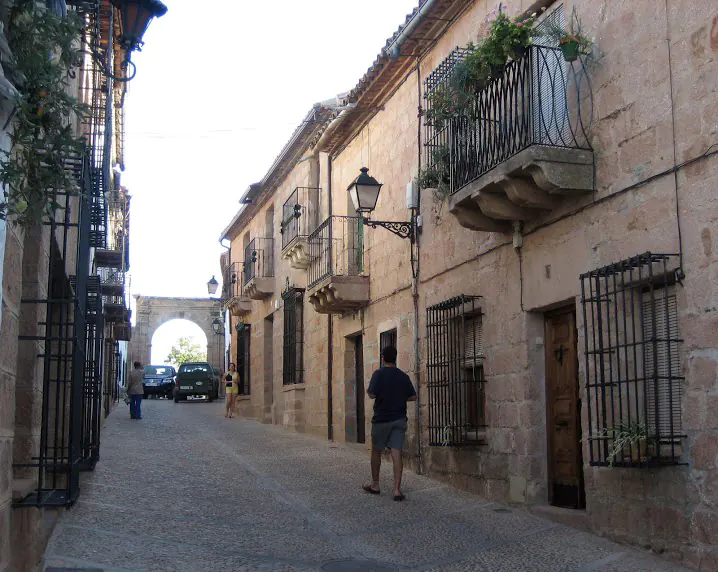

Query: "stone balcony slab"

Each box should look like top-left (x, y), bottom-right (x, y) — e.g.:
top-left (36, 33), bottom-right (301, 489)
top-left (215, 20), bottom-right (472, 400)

top-left (245, 277), bottom-right (274, 300)
top-left (448, 146), bottom-right (594, 233)
top-left (307, 274), bottom-right (370, 315)
top-left (281, 237), bottom-right (310, 270)
top-left (225, 295), bottom-right (253, 317)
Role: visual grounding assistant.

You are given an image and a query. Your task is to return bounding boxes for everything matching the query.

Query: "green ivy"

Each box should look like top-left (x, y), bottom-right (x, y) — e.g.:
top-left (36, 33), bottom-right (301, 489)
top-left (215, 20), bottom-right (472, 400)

top-left (0, 1), bottom-right (88, 226)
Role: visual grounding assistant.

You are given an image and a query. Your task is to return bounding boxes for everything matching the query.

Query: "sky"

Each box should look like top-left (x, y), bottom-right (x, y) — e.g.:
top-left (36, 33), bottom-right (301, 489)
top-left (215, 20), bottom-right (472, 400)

top-left (123, 0), bottom-right (419, 357)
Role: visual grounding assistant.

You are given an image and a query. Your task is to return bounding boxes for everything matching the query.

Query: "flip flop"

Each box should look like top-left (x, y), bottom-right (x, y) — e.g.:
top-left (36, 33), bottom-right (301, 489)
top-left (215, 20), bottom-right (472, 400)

top-left (362, 484), bottom-right (380, 495)
top-left (393, 493), bottom-right (406, 501)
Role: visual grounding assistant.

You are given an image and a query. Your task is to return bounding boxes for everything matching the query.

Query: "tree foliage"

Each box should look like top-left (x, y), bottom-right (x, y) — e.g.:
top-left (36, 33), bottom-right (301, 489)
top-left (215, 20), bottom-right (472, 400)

top-left (166, 337), bottom-right (206, 366)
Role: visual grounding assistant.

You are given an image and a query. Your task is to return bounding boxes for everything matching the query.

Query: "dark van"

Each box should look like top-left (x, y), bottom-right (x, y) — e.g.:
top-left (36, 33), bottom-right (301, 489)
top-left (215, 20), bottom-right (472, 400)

top-left (173, 362), bottom-right (219, 403)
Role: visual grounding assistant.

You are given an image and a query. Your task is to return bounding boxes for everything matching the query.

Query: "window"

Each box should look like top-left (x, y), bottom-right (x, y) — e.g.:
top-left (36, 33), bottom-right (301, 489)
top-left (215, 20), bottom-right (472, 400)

top-left (379, 328), bottom-right (397, 360)
top-left (237, 323), bottom-right (251, 395)
top-left (426, 295), bottom-right (486, 446)
top-left (282, 288), bottom-right (304, 385)
top-left (581, 253), bottom-right (684, 467)
top-left (178, 364), bottom-right (210, 373)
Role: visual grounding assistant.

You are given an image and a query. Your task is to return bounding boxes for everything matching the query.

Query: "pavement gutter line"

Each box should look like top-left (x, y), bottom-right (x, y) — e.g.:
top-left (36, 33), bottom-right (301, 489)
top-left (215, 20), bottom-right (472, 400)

top-left (44, 551), bottom-right (139, 572)
top-left (576, 552), bottom-right (628, 571)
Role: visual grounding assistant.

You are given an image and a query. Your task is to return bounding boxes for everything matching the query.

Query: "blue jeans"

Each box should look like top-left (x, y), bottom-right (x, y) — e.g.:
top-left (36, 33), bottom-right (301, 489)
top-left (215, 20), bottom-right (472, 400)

top-left (130, 395), bottom-right (143, 419)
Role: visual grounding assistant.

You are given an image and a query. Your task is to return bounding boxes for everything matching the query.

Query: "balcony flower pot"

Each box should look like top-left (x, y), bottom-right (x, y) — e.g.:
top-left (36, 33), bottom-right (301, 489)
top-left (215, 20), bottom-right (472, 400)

top-left (560, 39), bottom-right (580, 62)
top-left (510, 44), bottom-right (528, 60)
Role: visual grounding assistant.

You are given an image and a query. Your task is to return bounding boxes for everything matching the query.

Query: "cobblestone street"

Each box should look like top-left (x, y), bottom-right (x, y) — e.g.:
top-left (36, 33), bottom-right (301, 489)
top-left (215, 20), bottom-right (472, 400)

top-left (44, 400), bottom-right (690, 572)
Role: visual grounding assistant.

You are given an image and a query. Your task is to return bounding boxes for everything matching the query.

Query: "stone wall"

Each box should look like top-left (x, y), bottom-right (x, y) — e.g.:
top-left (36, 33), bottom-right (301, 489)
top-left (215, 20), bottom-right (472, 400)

top-left (220, 0), bottom-right (718, 567)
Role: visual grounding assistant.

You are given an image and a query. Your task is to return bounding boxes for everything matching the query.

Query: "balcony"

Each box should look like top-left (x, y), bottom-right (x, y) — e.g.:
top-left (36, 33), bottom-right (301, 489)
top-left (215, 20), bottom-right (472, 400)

top-left (104, 296), bottom-right (130, 323)
top-left (98, 267), bottom-right (124, 298)
top-left (95, 197), bottom-right (129, 268)
top-left (280, 187), bottom-right (320, 270)
top-left (244, 238), bottom-right (274, 299)
top-left (424, 45), bottom-right (593, 233)
top-left (223, 262), bottom-right (252, 317)
top-left (307, 216), bottom-right (369, 314)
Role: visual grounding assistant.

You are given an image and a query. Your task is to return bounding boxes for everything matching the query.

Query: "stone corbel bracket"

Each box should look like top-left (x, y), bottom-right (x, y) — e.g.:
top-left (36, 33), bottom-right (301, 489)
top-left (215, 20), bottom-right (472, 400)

top-left (448, 147), bottom-right (594, 233)
top-left (281, 238), bottom-right (310, 270)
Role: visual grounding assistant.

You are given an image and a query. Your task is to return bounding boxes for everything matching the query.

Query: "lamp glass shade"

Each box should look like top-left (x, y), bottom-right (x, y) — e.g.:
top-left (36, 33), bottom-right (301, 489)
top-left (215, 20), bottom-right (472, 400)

top-left (110, 0), bottom-right (168, 51)
top-left (212, 318), bottom-right (221, 334)
top-left (207, 276), bottom-right (219, 295)
top-left (347, 167), bottom-right (382, 214)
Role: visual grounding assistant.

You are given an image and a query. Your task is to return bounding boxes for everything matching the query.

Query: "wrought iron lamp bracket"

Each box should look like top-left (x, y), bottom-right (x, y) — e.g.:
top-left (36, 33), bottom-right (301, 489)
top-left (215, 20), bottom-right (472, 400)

top-left (89, 49), bottom-right (137, 82)
top-left (362, 218), bottom-right (414, 242)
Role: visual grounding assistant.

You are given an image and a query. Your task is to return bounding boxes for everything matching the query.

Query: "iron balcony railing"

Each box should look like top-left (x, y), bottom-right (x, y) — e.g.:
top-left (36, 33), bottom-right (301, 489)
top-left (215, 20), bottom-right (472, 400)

top-left (307, 216), bottom-right (364, 289)
top-left (280, 187), bottom-right (321, 250)
top-left (424, 44), bottom-right (593, 196)
top-left (222, 261), bottom-right (245, 300)
top-left (244, 238), bottom-right (274, 285)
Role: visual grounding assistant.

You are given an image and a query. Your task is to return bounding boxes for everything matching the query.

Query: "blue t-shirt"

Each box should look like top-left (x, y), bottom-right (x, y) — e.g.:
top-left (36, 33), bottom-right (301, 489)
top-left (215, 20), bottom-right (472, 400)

top-left (367, 366), bottom-right (416, 423)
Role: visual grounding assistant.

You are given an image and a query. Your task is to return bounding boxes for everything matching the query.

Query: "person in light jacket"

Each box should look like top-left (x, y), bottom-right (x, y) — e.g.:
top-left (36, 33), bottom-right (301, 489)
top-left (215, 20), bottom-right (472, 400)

top-left (126, 361), bottom-right (145, 420)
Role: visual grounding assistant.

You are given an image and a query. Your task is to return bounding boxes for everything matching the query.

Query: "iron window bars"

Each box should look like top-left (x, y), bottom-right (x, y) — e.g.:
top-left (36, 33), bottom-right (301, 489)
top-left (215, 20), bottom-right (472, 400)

top-left (280, 187), bottom-right (321, 251)
top-left (80, 275), bottom-right (104, 471)
top-left (426, 295), bottom-right (486, 447)
top-left (307, 216), bottom-right (364, 289)
top-left (236, 322), bottom-right (251, 396)
top-left (581, 253), bottom-right (685, 467)
top-left (380, 329), bottom-right (398, 361)
top-left (14, 155), bottom-right (93, 508)
top-left (244, 237), bottom-right (274, 285)
top-left (282, 288), bottom-right (305, 386)
top-left (423, 6), bottom-right (592, 197)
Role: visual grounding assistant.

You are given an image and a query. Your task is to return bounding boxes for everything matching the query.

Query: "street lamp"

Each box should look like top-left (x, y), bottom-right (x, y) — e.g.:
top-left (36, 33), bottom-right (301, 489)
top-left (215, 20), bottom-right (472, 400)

top-left (111, 0), bottom-right (168, 53)
top-left (347, 167), bottom-right (415, 242)
top-left (212, 317), bottom-right (223, 335)
top-left (92, 0), bottom-right (168, 82)
top-left (207, 276), bottom-right (219, 296)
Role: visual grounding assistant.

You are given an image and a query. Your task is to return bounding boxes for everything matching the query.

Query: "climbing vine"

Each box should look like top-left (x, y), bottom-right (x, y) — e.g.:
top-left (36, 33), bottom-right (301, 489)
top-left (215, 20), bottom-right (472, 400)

top-left (0, 1), bottom-right (88, 226)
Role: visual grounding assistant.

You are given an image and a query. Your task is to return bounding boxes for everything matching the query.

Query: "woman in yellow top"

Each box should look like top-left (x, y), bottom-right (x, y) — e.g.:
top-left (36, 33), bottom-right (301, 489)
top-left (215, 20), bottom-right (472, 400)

top-left (224, 362), bottom-right (240, 418)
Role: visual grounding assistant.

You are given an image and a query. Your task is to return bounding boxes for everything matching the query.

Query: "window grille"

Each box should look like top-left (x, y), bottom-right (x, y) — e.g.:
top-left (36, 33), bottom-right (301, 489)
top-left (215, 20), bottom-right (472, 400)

top-left (427, 295), bottom-right (486, 446)
top-left (80, 276), bottom-right (104, 471)
top-left (581, 253), bottom-right (685, 467)
top-left (237, 323), bottom-right (251, 395)
top-left (282, 288), bottom-right (304, 385)
top-left (379, 328), bottom-right (398, 360)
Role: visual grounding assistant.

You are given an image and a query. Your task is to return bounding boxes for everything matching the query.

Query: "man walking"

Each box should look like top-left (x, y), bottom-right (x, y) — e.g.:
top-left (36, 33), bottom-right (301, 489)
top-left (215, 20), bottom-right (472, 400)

top-left (127, 361), bottom-right (145, 420)
top-left (363, 346), bottom-right (417, 501)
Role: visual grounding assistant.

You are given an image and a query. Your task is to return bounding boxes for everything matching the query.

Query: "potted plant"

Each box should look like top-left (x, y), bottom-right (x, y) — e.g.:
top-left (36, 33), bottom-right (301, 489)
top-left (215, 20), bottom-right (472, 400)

top-left (541, 6), bottom-right (594, 62)
top-left (604, 422), bottom-right (654, 467)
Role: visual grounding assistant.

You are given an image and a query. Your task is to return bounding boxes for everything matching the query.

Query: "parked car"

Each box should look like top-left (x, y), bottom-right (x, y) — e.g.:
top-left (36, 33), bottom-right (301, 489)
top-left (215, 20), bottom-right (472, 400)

top-left (142, 365), bottom-right (176, 399)
top-left (174, 362), bottom-right (219, 402)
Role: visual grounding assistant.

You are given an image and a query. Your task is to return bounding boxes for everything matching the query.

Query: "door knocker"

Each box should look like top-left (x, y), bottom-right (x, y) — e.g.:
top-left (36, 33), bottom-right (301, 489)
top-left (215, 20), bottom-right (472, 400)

top-left (554, 344), bottom-right (566, 365)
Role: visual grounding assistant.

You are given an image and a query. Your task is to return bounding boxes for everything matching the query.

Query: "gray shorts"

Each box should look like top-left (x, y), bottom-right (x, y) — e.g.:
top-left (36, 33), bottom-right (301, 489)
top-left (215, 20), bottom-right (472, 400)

top-left (371, 418), bottom-right (408, 450)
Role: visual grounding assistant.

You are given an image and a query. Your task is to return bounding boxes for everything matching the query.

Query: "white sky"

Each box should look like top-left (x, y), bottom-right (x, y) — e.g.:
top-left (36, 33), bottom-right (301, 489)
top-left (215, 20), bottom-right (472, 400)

top-left (150, 319), bottom-right (207, 365)
top-left (123, 0), bottom-right (418, 355)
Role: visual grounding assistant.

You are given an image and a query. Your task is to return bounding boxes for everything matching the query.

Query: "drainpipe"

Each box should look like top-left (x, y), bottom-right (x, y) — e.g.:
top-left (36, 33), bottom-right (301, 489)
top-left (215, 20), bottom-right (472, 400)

top-left (327, 155), bottom-right (334, 441)
top-left (385, 0), bottom-right (441, 60)
top-left (219, 237), bottom-right (231, 368)
top-left (413, 64), bottom-right (423, 474)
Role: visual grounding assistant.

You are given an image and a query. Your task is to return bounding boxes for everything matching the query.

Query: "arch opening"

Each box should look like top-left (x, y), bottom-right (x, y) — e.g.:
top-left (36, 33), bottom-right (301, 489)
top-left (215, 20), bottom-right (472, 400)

top-left (150, 319), bottom-right (208, 367)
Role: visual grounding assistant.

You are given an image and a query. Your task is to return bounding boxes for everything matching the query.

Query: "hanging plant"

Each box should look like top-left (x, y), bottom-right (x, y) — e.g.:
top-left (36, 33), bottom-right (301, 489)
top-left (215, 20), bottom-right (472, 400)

top-left (538, 6), bottom-right (594, 62)
top-left (417, 145), bottom-right (451, 222)
top-left (0, 1), bottom-right (88, 226)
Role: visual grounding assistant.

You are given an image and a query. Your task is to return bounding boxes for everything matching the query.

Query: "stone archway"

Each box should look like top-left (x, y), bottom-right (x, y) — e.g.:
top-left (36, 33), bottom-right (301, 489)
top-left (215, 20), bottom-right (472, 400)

top-left (129, 296), bottom-right (224, 371)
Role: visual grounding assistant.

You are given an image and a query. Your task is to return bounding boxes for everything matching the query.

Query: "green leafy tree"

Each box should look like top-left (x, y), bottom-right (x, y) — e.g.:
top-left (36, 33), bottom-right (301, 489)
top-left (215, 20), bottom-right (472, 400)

top-left (166, 337), bottom-right (206, 367)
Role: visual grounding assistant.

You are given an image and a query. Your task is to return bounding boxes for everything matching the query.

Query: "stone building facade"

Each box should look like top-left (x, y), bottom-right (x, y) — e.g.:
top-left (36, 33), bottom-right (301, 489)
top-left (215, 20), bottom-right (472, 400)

top-left (0, 1), bottom-right (140, 570)
top-left (217, 0), bottom-right (717, 568)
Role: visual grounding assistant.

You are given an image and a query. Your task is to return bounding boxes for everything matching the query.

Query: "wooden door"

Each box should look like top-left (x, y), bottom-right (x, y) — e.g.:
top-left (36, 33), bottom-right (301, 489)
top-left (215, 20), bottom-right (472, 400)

top-left (545, 308), bottom-right (585, 509)
top-left (355, 335), bottom-right (365, 444)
